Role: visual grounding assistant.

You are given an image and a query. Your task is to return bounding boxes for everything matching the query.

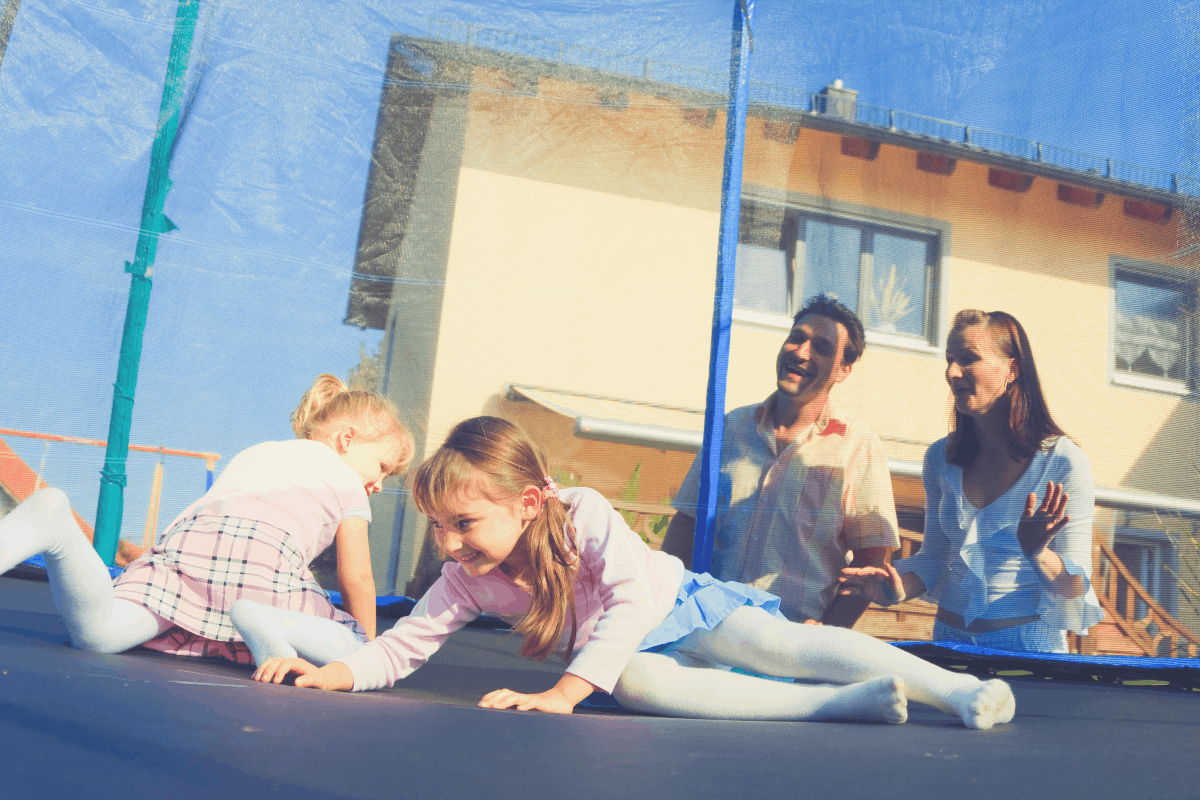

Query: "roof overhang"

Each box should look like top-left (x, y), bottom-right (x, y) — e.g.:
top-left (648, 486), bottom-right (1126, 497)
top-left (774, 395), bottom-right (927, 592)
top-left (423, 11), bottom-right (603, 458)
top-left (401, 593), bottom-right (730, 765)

top-left (507, 384), bottom-right (706, 452)
top-left (398, 33), bottom-right (1193, 209)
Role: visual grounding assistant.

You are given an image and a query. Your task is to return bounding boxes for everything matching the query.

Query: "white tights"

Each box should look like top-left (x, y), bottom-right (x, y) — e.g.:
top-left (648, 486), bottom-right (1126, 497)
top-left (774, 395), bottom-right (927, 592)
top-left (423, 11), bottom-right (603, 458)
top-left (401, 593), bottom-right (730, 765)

top-left (612, 606), bottom-right (1016, 728)
top-left (229, 599), bottom-right (365, 666)
top-left (233, 601), bottom-right (1014, 728)
top-left (0, 489), bottom-right (174, 652)
top-left (2, 491), bottom-right (1016, 728)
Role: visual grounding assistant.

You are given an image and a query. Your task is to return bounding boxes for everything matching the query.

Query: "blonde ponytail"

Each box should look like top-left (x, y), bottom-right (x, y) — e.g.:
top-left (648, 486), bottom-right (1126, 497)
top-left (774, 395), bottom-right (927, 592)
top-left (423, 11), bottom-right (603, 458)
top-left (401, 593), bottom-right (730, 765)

top-left (291, 374), bottom-right (349, 439)
top-left (291, 373), bottom-right (415, 474)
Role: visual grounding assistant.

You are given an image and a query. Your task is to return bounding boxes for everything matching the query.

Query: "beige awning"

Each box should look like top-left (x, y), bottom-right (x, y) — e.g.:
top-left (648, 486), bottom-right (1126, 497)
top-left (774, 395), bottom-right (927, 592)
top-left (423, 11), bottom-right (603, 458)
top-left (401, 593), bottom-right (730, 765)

top-left (506, 384), bottom-right (706, 452)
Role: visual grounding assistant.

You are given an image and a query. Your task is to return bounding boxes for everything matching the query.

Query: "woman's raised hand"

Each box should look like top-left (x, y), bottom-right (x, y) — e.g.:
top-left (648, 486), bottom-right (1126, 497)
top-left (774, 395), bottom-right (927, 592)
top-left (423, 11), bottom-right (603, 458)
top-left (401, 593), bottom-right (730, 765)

top-left (1016, 481), bottom-right (1070, 558)
top-left (838, 563), bottom-right (906, 607)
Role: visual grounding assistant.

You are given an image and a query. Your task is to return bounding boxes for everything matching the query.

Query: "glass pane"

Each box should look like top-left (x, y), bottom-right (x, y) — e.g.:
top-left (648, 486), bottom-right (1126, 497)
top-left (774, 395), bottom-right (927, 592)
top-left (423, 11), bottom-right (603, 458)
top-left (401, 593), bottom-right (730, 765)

top-left (1113, 542), bottom-right (1151, 618)
top-left (798, 218), bottom-right (861, 312)
top-left (1114, 272), bottom-right (1187, 380)
top-left (868, 232), bottom-right (929, 337)
top-left (733, 243), bottom-right (788, 315)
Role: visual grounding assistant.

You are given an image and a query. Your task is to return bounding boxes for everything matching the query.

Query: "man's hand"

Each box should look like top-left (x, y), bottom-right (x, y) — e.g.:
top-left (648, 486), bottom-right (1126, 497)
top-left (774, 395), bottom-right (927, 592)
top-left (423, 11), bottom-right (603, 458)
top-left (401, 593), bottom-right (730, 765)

top-left (821, 545), bottom-right (894, 626)
top-left (252, 657), bottom-right (355, 691)
top-left (838, 564), bottom-right (907, 607)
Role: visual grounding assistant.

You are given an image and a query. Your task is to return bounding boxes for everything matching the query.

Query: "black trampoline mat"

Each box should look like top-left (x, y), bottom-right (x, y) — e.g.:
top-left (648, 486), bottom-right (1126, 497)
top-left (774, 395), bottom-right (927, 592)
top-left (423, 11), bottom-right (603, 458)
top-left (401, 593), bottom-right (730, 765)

top-left (2, 577), bottom-right (1198, 800)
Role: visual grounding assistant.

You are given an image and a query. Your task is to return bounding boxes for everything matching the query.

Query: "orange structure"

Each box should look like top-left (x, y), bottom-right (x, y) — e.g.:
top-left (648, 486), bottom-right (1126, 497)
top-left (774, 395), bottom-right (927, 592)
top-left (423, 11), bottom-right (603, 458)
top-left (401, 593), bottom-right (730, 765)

top-left (0, 429), bottom-right (220, 567)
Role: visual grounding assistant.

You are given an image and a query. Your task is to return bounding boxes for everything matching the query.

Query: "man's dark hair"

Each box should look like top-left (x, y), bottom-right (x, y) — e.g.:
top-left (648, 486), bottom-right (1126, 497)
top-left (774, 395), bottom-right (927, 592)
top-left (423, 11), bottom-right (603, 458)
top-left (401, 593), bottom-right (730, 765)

top-left (793, 294), bottom-right (866, 365)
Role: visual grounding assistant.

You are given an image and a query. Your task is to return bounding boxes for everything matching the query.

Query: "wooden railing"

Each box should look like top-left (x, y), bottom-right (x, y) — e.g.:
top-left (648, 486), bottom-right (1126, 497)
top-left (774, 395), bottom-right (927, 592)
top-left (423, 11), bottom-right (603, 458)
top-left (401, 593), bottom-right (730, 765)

top-left (610, 499), bottom-right (676, 550)
top-left (1093, 540), bottom-right (1200, 659)
top-left (897, 529), bottom-right (923, 560)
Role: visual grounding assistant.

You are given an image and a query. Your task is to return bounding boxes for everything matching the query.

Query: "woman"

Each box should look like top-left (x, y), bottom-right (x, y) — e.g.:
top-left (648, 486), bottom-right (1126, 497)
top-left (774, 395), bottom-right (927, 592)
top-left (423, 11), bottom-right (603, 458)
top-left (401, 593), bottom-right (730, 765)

top-left (840, 310), bottom-right (1103, 652)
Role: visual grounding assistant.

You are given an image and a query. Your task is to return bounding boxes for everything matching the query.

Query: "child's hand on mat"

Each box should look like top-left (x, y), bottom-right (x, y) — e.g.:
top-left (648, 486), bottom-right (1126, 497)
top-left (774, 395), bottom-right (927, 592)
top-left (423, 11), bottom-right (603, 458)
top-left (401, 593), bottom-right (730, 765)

top-left (252, 657), bottom-right (354, 691)
top-left (253, 656), bottom-right (317, 684)
top-left (479, 673), bottom-right (597, 714)
top-left (478, 687), bottom-right (577, 714)
top-left (838, 564), bottom-right (906, 606)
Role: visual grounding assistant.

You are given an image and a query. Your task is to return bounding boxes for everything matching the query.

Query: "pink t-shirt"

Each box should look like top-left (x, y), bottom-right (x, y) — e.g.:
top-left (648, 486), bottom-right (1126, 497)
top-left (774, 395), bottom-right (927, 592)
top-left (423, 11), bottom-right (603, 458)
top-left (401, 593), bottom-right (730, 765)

top-left (165, 439), bottom-right (371, 561)
top-left (336, 487), bottom-right (685, 694)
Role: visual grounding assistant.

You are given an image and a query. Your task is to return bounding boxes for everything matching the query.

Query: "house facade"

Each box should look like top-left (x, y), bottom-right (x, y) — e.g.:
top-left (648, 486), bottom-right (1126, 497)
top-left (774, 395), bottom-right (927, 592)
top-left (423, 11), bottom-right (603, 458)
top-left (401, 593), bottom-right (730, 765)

top-left (346, 30), bottom-right (1199, 651)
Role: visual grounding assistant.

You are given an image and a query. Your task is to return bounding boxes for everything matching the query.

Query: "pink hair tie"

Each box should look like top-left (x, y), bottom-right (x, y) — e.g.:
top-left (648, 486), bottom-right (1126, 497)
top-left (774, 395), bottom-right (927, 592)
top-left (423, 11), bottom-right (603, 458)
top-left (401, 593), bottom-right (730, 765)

top-left (542, 475), bottom-right (559, 500)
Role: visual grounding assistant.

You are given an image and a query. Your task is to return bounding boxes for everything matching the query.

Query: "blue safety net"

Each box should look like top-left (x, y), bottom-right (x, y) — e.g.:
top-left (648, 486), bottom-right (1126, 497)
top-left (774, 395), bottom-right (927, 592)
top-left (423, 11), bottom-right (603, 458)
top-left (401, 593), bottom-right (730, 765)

top-left (0, 0), bottom-right (1197, 671)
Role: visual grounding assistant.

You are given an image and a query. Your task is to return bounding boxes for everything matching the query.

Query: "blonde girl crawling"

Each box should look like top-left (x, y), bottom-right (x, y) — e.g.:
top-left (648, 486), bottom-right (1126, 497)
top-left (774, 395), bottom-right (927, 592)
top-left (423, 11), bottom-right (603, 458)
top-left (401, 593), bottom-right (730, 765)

top-left (0, 375), bottom-right (412, 664)
top-left (239, 416), bottom-right (1014, 728)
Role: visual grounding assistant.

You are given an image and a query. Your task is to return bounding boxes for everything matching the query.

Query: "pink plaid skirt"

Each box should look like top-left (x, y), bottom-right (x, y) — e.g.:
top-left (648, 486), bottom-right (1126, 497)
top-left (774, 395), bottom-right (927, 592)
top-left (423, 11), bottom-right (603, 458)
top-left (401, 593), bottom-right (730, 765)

top-left (113, 515), bottom-right (367, 664)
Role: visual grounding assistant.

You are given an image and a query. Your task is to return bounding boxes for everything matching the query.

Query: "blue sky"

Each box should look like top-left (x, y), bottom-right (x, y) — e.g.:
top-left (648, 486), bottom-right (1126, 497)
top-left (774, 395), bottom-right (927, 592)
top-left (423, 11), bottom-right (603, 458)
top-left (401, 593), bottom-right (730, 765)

top-left (0, 0), bottom-right (1193, 543)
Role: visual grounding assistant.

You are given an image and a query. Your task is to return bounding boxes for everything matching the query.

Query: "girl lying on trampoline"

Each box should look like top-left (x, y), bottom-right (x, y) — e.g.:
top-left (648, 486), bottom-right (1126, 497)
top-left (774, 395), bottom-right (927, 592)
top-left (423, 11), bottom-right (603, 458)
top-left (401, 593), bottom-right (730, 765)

top-left (239, 415), bottom-right (1014, 728)
top-left (0, 374), bottom-right (412, 664)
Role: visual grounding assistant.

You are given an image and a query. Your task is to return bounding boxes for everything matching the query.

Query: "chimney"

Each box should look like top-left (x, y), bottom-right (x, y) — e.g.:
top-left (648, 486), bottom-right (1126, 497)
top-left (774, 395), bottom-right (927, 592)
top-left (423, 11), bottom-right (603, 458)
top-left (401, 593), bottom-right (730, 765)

top-left (816, 79), bottom-right (857, 122)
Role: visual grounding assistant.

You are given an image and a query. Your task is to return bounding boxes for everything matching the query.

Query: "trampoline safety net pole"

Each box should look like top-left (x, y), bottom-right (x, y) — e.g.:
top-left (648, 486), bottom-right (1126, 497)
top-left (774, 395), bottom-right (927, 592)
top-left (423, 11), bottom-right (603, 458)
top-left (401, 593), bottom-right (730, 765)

top-left (0, 0), bottom-right (23, 74)
top-left (692, 0), bottom-right (754, 574)
top-left (93, 0), bottom-right (199, 565)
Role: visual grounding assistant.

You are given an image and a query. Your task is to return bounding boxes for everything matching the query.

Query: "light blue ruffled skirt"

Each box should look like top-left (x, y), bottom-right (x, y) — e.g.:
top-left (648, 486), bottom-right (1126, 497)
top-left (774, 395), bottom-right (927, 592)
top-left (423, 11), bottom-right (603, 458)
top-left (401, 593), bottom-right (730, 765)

top-left (637, 570), bottom-right (787, 653)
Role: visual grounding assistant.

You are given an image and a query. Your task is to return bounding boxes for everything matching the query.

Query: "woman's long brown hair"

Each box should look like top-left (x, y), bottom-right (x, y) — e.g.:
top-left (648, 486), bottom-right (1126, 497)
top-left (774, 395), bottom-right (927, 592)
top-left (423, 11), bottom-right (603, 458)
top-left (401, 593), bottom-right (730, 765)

top-left (411, 416), bottom-right (577, 661)
top-left (946, 310), bottom-right (1066, 467)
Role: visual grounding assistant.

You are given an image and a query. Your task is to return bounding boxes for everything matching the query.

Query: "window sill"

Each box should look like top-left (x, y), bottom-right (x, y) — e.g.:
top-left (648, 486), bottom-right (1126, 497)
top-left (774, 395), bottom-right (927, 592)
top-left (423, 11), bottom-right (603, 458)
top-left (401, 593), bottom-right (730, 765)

top-left (733, 307), bottom-right (942, 357)
top-left (732, 307), bottom-right (793, 333)
top-left (865, 328), bottom-right (942, 357)
top-left (1111, 372), bottom-right (1196, 398)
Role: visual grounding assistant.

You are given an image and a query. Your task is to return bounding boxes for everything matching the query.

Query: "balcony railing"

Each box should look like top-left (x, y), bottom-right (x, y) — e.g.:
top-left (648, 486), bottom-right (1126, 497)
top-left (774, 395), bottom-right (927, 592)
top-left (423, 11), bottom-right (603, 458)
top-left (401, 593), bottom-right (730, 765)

top-left (806, 93), bottom-right (1185, 195)
top-left (425, 18), bottom-right (1193, 199)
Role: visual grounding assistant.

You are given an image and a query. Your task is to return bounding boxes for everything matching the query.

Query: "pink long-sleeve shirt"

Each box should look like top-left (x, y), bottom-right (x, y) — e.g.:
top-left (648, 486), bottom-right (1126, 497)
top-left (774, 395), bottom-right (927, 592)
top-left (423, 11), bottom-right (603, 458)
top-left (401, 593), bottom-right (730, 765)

top-left (335, 487), bottom-right (686, 694)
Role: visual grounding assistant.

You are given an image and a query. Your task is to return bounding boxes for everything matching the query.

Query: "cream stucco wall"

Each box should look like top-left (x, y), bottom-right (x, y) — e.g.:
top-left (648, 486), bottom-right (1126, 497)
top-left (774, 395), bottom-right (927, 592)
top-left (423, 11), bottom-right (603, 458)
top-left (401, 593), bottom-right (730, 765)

top-left (422, 166), bottom-right (719, 454)
top-left (413, 70), bottom-right (1195, 508)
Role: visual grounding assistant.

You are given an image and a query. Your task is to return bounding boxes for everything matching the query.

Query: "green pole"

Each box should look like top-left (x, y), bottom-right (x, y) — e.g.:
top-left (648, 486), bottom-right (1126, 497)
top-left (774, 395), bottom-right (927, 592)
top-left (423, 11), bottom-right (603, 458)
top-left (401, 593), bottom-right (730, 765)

top-left (93, 0), bottom-right (198, 565)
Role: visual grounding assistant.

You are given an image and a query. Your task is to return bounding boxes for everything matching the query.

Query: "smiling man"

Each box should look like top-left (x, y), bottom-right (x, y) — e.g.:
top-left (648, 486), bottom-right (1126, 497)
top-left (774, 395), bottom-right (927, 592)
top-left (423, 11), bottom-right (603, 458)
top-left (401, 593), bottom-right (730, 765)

top-left (662, 294), bottom-right (900, 628)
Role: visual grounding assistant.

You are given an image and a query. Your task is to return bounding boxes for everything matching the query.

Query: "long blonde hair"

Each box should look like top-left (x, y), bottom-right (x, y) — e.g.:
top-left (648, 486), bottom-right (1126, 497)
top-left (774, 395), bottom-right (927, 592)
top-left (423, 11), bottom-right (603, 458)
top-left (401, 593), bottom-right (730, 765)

top-left (411, 416), bottom-right (576, 661)
top-left (291, 374), bottom-right (414, 475)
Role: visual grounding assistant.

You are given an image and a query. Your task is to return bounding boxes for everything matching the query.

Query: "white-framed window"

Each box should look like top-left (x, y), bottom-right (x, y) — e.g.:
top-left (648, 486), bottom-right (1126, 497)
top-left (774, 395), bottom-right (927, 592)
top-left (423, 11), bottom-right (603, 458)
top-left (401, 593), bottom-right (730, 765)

top-left (734, 194), bottom-right (944, 348)
top-left (1111, 259), bottom-right (1197, 394)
